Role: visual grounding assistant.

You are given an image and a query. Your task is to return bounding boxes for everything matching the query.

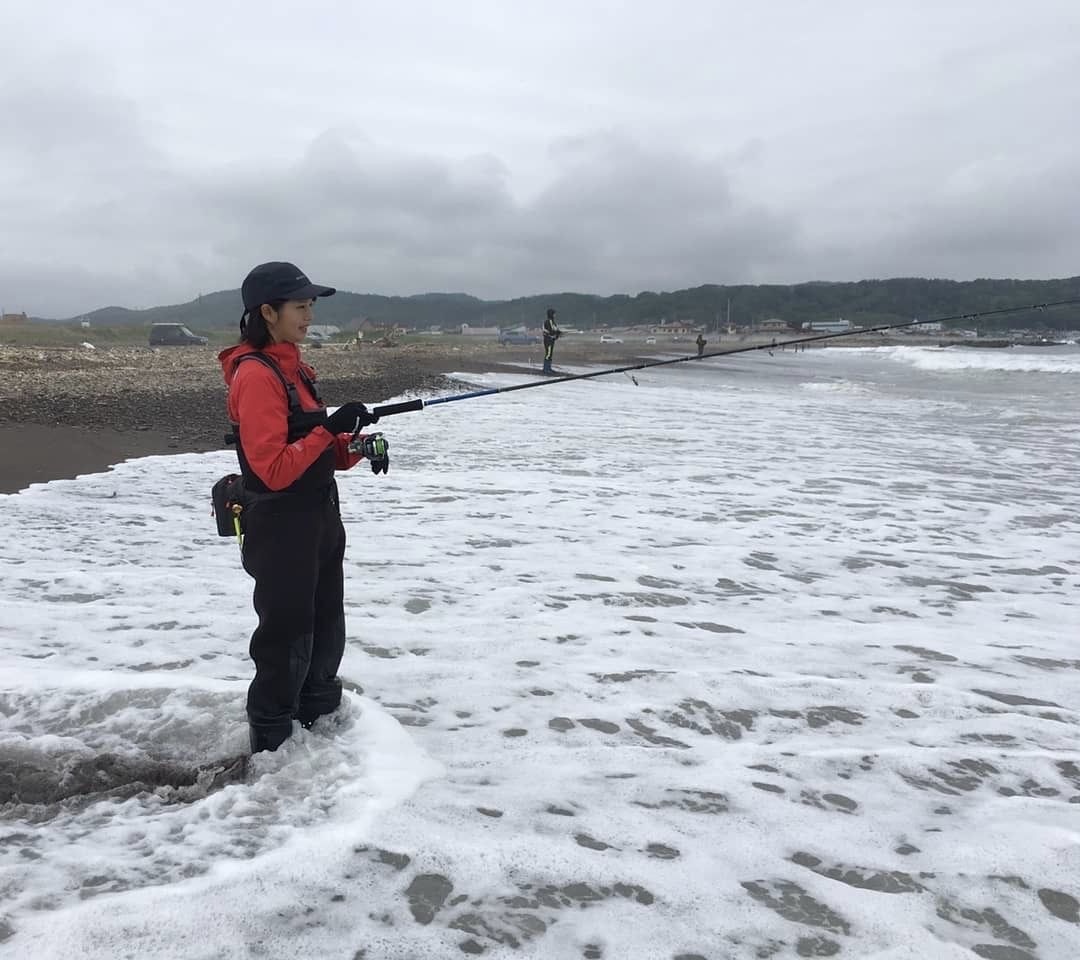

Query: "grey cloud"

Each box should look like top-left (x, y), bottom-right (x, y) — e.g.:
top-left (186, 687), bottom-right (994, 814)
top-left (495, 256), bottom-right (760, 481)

top-left (525, 133), bottom-right (800, 291)
top-left (178, 129), bottom-right (800, 306)
top-left (802, 159), bottom-right (1080, 283)
top-left (8, 108), bottom-right (1076, 318)
top-left (0, 72), bottom-right (162, 206)
top-left (2, 2), bottom-right (1080, 318)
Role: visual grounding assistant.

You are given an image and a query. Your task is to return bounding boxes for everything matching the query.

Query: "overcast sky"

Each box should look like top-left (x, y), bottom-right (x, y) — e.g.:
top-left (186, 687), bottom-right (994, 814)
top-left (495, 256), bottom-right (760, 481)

top-left (2, 1), bottom-right (1078, 316)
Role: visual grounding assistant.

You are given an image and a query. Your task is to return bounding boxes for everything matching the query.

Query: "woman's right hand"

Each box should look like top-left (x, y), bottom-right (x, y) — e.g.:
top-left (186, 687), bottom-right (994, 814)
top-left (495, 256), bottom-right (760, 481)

top-left (325, 402), bottom-right (379, 434)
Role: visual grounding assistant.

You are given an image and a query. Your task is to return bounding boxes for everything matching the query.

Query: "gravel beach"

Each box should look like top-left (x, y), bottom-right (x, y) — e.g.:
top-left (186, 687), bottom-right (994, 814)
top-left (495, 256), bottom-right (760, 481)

top-left (0, 342), bottom-right (487, 493)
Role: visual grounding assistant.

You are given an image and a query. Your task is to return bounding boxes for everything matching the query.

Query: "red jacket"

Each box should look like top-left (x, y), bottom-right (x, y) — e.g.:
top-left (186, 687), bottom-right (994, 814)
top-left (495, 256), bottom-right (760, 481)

top-left (219, 342), bottom-right (361, 491)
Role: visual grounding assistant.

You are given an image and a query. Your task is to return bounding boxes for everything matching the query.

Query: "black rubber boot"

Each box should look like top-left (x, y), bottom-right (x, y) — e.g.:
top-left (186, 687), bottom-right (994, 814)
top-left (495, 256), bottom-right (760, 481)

top-left (249, 722), bottom-right (292, 754)
top-left (297, 675), bottom-right (343, 730)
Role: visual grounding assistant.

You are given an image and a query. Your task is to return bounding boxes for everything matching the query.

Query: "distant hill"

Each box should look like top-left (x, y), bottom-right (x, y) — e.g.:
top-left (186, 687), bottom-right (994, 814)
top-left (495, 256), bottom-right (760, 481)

top-left (51, 276), bottom-right (1080, 333)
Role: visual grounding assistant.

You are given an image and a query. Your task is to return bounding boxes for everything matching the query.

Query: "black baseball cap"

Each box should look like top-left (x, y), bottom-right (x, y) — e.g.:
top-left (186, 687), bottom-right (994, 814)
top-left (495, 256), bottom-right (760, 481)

top-left (241, 261), bottom-right (336, 313)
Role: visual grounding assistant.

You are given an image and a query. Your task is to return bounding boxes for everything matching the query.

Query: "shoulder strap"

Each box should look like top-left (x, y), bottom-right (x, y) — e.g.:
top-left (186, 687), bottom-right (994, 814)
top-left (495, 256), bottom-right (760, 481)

top-left (296, 366), bottom-right (323, 405)
top-left (235, 352), bottom-right (301, 412)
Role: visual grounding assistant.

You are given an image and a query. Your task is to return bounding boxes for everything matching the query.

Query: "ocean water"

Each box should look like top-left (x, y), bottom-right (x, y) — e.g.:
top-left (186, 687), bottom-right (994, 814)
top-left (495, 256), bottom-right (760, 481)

top-left (1, 345), bottom-right (1078, 959)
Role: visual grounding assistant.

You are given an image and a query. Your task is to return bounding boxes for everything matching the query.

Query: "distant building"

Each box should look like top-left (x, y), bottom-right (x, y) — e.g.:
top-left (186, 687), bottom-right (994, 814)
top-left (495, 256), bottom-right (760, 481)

top-left (1, 311), bottom-right (28, 324)
top-left (306, 324), bottom-right (340, 343)
top-left (650, 319), bottom-right (699, 336)
top-left (803, 319), bottom-right (852, 334)
top-left (758, 318), bottom-right (788, 332)
top-left (460, 324), bottom-right (500, 337)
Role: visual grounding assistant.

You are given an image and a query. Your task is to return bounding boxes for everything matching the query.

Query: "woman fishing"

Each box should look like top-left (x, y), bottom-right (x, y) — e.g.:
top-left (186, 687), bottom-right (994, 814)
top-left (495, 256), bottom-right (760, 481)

top-left (218, 261), bottom-right (385, 753)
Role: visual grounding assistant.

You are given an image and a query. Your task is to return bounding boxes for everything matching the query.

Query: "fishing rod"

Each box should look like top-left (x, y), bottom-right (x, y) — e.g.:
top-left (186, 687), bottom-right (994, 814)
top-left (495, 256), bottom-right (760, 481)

top-left (368, 296), bottom-right (1080, 419)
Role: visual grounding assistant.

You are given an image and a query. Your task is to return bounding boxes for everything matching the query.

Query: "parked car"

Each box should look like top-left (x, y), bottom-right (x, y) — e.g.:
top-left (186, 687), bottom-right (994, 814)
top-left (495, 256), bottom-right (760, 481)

top-left (645, 337), bottom-right (657, 344)
top-left (599, 334), bottom-right (624, 344)
top-left (148, 323), bottom-right (208, 346)
top-left (499, 330), bottom-right (540, 345)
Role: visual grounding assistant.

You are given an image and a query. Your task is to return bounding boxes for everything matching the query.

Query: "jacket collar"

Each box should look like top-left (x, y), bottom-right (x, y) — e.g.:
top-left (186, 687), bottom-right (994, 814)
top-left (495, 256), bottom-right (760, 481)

top-left (219, 341), bottom-right (306, 383)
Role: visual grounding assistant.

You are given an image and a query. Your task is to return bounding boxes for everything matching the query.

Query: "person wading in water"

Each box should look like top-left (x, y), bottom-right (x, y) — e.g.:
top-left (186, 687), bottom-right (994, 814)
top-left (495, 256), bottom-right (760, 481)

top-left (219, 261), bottom-right (386, 753)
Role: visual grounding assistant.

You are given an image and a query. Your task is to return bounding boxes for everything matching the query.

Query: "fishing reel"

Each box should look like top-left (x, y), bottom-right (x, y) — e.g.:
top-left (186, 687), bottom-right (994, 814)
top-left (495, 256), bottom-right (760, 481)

top-left (348, 432), bottom-right (390, 474)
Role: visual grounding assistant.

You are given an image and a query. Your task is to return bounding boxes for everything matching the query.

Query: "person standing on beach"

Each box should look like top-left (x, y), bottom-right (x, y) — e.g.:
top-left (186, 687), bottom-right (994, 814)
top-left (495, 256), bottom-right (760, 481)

top-left (696, 333), bottom-right (707, 357)
top-left (218, 261), bottom-right (385, 754)
top-left (543, 307), bottom-right (561, 374)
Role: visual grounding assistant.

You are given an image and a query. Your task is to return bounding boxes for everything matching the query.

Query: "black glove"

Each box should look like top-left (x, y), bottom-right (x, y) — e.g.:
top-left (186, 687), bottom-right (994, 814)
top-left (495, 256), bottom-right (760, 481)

top-left (325, 402), bottom-right (378, 434)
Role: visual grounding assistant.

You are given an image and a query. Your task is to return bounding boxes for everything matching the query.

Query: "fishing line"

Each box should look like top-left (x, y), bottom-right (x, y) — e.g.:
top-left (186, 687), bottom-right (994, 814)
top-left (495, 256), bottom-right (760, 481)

top-left (369, 297), bottom-right (1080, 419)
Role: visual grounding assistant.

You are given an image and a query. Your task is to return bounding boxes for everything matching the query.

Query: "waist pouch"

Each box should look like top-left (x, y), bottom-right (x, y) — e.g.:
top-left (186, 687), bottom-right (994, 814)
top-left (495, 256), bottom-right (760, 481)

top-left (211, 474), bottom-right (249, 537)
top-left (211, 475), bottom-right (336, 536)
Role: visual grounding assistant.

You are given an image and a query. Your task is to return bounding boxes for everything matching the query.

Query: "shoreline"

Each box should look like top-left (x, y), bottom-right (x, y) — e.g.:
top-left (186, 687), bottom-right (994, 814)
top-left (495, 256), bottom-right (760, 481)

top-left (0, 334), bottom-right (933, 494)
top-left (0, 341), bottom-right (602, 494)
top-left (0, 423), bottom-right (213, 494)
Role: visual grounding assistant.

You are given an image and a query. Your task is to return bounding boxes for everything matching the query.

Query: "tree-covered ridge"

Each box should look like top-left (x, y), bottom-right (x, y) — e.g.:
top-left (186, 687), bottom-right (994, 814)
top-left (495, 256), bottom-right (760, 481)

top-left (70, 276), bottom-right (1080, 332)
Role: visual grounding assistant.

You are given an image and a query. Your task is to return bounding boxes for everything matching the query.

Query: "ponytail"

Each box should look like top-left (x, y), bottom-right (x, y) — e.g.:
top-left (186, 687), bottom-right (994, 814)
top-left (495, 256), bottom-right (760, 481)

top-left (239, 300), bottom-right (284, 349)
